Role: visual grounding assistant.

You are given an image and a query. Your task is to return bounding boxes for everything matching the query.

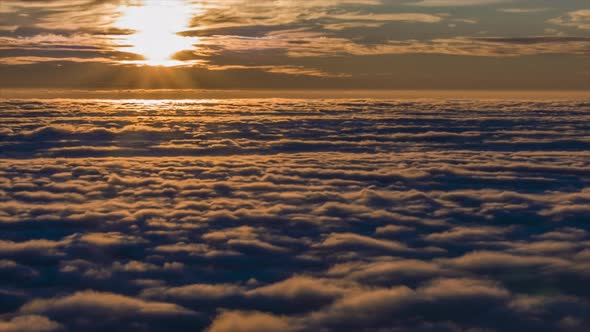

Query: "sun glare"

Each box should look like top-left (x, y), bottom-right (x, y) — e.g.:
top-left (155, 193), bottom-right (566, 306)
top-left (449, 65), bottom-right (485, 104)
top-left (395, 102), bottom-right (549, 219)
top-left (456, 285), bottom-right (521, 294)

top-left (116, 0), bottom-right (198, 66)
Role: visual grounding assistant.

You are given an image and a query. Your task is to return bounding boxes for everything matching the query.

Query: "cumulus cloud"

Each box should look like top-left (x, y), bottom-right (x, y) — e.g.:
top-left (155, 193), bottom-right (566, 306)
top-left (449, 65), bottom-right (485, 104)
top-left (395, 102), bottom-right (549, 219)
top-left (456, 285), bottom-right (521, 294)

top-left (1, 99), bottom-right (589, 331)
top-left (0, 315), bottom-right (62, 332)
top-left (206, 311), bottom-right (296, 332)
top-left (20, 291), bottom-right (195, 317)
top-left (141, 283), bottom-right (244, 302)
top-left (317, 233), bottom-right (411, 252)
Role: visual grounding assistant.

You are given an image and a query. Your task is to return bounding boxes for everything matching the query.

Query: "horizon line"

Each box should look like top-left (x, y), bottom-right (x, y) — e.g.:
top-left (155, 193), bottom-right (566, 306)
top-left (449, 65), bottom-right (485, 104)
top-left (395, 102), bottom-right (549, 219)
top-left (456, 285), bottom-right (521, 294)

top-left (1, 89), bottom-right (589, 100)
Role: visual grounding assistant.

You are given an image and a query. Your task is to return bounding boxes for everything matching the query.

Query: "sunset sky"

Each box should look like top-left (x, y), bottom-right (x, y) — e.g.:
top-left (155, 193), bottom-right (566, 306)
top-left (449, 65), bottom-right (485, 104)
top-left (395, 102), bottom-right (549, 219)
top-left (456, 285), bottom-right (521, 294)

top-left (1, 0), bottom-right (589, 90)
top-left (2, 2), bottom-right (590, 332)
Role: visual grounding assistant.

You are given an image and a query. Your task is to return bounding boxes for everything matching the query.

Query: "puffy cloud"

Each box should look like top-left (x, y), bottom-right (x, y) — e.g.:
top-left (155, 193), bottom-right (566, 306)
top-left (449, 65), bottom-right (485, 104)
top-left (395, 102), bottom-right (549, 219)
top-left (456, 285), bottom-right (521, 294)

top-left (17, 291), bottom-right (200, 331)
top-left (327, 259), bottom-right (443, 285)
top-left (206, 311), bottom-right (296, 332)
top-left (0, 239), bottom-right (66, 256)
top-left (72, 232), bottom-right (146, 247)
top-left (441, 251), bottom-right (568, 271)
top-left (245, 276), bottom-right (356, 312)
top-left (1, 99), bottom-right (590, 331)
top-left (141, 283), bottom-right (244, 302)
top-left (317, 233), bottom-right (410, 253)
top-left (419, 277), bottom-right (510, 300)
top-left (0, 315), bottom-right (62, 332)
top-left (302, 277), bottom-right (511, 329)
top-left (425, 226), bottom-right (514, 242)
top-left (20, 291), bottom-right (195, 317)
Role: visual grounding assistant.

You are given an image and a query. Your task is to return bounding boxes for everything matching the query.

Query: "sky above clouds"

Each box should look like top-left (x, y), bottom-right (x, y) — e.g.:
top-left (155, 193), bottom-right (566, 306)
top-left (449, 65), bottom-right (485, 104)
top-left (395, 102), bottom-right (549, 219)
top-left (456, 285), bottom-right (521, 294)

top-left (0, 0), bottom-right (589, 90)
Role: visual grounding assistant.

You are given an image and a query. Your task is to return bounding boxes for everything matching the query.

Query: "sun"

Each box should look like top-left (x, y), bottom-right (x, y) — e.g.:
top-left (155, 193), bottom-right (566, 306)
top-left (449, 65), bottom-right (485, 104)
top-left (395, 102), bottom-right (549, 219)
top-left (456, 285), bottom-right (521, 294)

top-left (116, 0), bottom-right (198, 66)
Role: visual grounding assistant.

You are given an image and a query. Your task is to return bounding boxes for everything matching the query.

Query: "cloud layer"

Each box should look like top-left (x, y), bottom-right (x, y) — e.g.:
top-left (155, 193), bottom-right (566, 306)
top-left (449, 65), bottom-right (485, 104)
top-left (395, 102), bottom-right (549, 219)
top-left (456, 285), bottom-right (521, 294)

top-left (0, 99), bottom-right (589, 331)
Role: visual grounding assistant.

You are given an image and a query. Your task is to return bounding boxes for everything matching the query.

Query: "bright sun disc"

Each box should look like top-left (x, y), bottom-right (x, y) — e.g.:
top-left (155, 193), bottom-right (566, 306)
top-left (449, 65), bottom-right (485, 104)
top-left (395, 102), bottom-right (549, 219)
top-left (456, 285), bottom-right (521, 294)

top-left (116, 0), bottom-right (197, 66)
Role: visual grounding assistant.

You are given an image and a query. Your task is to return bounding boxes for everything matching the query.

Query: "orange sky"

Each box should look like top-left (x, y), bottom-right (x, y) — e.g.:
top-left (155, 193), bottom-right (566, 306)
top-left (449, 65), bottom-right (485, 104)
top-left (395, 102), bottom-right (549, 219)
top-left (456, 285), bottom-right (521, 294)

top-left (0, 0), bottom-right (589, 90)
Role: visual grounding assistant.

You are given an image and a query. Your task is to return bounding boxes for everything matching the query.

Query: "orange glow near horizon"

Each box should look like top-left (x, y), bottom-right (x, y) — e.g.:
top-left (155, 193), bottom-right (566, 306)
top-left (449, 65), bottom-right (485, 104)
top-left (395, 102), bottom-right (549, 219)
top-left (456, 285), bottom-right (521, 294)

top-left (115, 0), bottom-right (198, 66)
